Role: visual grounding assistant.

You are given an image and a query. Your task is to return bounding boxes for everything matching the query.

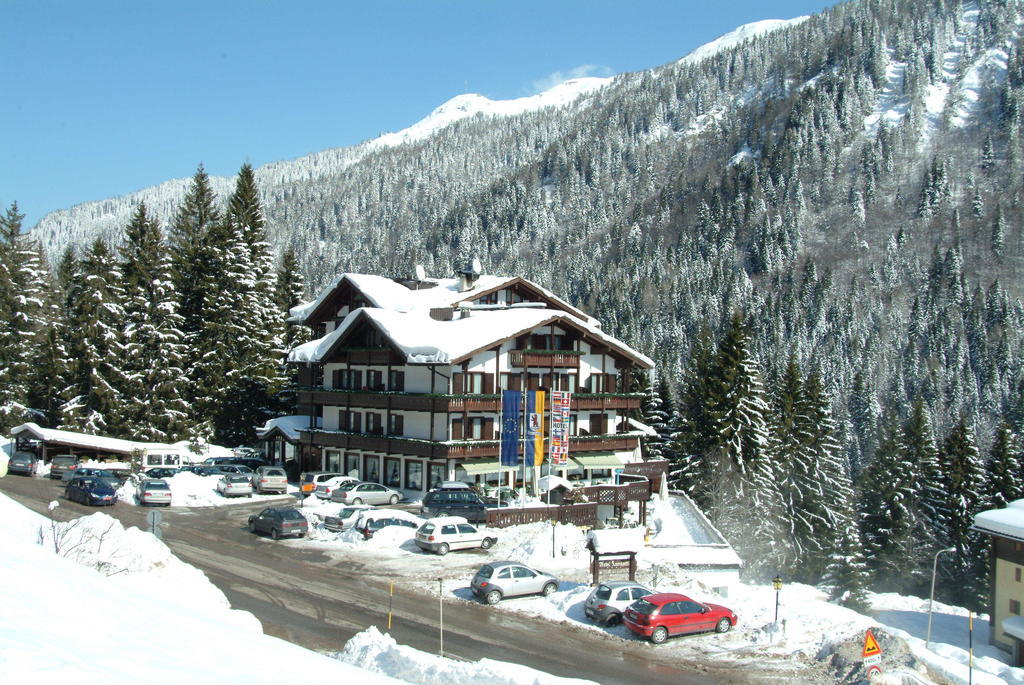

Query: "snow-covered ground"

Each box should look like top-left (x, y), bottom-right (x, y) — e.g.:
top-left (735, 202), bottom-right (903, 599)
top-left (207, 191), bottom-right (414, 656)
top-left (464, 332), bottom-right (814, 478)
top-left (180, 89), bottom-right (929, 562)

top-left (0, 490), bottom-right (599, 685)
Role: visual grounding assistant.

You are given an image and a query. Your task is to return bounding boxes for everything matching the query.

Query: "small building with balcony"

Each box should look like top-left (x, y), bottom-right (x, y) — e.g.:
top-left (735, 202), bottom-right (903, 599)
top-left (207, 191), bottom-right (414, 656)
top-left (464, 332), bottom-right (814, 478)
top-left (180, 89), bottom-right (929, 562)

top-left (285, 263), bottom-right (655, 497)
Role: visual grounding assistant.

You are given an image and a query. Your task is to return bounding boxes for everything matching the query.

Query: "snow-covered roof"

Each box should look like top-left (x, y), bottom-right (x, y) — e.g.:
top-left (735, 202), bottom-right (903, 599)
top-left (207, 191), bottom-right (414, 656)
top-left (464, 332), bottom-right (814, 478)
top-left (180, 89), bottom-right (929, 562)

top-left (289, 307), bottom-right (653, 367)
top-left (627, 417), bottom-right (658, 437)
top-left (11, 422), bottom-right (184, 456)
top-left (257, 415), bottom-right (308, 442)
top-left (973, 499), bottom-right (1024, 542)
top-left (289, 273), bottom-right (596, 327)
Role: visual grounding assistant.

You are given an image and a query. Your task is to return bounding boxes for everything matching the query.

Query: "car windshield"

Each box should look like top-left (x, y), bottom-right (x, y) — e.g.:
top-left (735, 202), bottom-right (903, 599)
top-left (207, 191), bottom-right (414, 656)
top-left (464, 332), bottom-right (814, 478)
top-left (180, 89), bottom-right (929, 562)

top-left (594, 585), bottom-right (612, 600)
top-left (419, 523), bottom-right (435, 534)
top-left (265, 469), bottom-right (285, 477)
top-left (476, 565), bottom-right (494, 579)
top-left (226, 475), bottom-right (249, 483)
top-left (279, 510), bottom-right (305, 521)
top-left (145, 482), bottom-right (170, 490)
top-left (630, 599), bottom-right (658, 615)
top-left (339, 508), bottom-right (360, 519)
top-left (336, 481), bottom-right (357, 491)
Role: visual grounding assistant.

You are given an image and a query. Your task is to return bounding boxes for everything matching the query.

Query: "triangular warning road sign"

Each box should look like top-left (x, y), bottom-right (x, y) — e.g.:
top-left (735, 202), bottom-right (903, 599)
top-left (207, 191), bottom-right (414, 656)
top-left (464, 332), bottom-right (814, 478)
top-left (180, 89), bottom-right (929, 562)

top-left (862, 629), bottom-right (882, 658)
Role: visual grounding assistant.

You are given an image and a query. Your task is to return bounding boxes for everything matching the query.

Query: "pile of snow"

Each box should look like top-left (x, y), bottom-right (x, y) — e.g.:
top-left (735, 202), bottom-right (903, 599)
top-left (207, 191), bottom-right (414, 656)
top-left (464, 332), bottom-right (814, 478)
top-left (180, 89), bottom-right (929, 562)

top-left (0, 492), bottom-right (404, 683)
top-left (119, 471), bottom-right (297, 507)
top-left (335, 626), bottom-right (596, 685)
top-left (587, 528), bottom-right (645, 554)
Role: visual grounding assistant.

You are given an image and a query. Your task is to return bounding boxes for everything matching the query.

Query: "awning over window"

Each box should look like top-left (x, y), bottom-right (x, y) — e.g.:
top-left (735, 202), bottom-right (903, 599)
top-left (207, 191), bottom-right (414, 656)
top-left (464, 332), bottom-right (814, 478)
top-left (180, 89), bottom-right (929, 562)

top-left (457, 460), bottom-right (518, 476)
top-left (570, 452), bottom-right (628, 470)
top-left (1004, 616), bottom-right (1024, 641)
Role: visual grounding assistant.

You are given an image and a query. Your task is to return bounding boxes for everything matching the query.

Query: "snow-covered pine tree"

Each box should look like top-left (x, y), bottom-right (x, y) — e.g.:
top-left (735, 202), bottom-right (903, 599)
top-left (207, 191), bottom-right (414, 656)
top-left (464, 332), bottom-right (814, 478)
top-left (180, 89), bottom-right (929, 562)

top-left (705, 313), bottom-right (787, 580)
top-left (638, 371), bottom-right (665, 460)
top-left (898, 399), bottom-right (947, 594)
top-left (58, 238), bottom-right (128, 435)
top-left (669, 327), bottom-right (716, 496)
top-left (118, 203), bottom-right (190, 442)
top-left (985, 421), bottom-right (1024, 510)
top-left (274, 245), bottom-right (310, 413)
top-left (937, 416), bottom-right (989, 610)
top-left (769, 357), bottom-right (809, 571)
top-left (0, 203), bottom-right (52, 431)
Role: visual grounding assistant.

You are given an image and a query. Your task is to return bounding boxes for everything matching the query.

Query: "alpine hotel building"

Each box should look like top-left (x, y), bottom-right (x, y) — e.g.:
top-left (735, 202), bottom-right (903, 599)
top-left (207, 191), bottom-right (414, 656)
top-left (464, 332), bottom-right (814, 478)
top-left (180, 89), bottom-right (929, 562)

top-left (286, 262), bottom-right (655, 495)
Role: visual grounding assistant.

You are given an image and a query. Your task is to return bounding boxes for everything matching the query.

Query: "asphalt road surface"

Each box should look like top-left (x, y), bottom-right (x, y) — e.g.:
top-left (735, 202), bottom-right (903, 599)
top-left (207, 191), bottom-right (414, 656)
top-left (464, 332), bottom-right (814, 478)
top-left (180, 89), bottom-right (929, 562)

top-left (0, 474), bottom-right (813, 684)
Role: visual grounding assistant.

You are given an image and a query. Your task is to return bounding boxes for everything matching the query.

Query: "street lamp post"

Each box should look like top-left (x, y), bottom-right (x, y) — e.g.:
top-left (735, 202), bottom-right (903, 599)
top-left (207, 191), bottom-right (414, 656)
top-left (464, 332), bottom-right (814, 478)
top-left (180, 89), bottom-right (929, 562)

top-left (772, 575), bottom-right (783, 624)
top-left (927, 547), bottom-right (956, 650)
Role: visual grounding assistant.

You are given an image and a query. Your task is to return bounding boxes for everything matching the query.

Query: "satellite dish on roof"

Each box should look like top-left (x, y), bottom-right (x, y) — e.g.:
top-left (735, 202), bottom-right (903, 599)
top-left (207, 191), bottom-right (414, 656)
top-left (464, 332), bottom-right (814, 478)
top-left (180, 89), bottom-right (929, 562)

top-left (415, 264), bottom-right (426, 281)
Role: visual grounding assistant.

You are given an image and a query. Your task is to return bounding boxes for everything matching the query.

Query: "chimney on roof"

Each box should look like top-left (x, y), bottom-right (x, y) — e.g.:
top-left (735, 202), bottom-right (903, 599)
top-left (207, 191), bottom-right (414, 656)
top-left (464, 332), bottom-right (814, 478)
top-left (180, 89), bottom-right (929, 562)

top-left (456, 256), bottom-right (482, 292)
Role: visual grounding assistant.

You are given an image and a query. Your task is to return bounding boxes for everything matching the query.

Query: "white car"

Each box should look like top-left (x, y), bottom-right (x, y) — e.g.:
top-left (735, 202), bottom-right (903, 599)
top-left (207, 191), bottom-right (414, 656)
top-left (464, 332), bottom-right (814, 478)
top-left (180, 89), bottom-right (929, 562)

top-left (216, 474), bottom-right (254, 498)
top-left (414, 515), bottom-right (497, 555)
top-left (314, 475), bottom-right (358, 500)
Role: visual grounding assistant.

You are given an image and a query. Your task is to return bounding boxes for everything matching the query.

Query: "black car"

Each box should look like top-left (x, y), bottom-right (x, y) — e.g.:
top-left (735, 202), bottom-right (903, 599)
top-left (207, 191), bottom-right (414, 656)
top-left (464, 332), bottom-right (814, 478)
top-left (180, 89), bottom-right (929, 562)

top-left (247, 507), bottom-right (308, 540)
top-left (180, 465), bottom-right (224, 476)
top-left (7, 451), bottom-right (38, 476)
top-left (420, 487), bottom-right (488, 522)
top-left (145, 467), bottom-right (180, 479)
top-left (65, 477), bottom-right (118, 506)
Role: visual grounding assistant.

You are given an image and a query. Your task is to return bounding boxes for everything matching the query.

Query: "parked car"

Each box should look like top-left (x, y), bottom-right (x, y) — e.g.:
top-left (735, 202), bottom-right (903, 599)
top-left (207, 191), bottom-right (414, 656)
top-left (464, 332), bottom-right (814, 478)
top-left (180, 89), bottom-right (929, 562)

top-left (356, 515), bottom-right (418, 540)
top-left (216, 474), bottom-right (254, 498)
top-left (414, 516), bottom-right (496, 555)
top-left (180, 465), bottom-right (224, 476)
top-left (62, 468), bottom-right (123, 491)
top-left (322, 505), bottom-right (374, 532)
top-left (470, 561), bottom-right (558, 604)
top-left (145, 467), bottom-right (180, 479)
top-left (328, 480), bottom-right (360, 502)
top-left (252, 466), bottom-right (288, 494)
top-left (136, 479), bottom-right (172, 507)
top-left (65, 477), bottom-right (118, 506)
top-left (247, 507), bottom-right (308, 540)
top-left (218, 464), bottom-right (254, 476)
top-left (48, 455), bottom-right (79, 480)
top-left (225, 457), bottom-right (267, 471)
top-left (333, 482), bottom-right (403, 506)
top-left (7, 451), bottom-right (38, 476)
top-left (584, 581), bottom-right (653, 626)
top-left (314, 475), bottom-right (358, 500)
top-left (421, 486), bottom-right (488, 522)
top-left (300, 471), bottom-right (346, 495)
top-left (622, 593), bottom-right (737, 644)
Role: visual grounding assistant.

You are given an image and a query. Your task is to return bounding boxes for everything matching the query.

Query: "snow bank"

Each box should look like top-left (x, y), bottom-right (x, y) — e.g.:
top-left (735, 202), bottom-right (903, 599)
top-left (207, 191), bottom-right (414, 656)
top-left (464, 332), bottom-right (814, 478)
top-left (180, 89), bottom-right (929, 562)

top-left (335, 626), bottom-right (596, 685)
top-left (118, 471), bottom-right (298, 507)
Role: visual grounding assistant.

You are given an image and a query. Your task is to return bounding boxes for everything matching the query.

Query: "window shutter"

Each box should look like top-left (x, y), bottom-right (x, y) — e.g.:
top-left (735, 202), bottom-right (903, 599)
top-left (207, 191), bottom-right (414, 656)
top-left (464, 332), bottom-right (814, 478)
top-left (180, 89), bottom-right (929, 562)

top-left (453, 372), bottom-right (464, 393)
top-left (483, 374), bottom-right (494, 394)
top-left (393, 414), bottom-right (404, 435)
top-left (606, 374), bottom-right (617, 393)
top-left (484, 418), bottom-right (495, 438)
top-left (351, 413), bottom-right (361, 433)
top-left (451, 418), bottom-right (463, 440)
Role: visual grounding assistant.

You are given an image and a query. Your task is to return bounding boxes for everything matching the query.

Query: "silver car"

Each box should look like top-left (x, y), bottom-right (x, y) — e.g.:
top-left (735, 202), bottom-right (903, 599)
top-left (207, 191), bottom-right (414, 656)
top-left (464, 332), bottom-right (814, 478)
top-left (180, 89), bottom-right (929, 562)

top-left (136, 478), bottom-right (172, 507)
top-left (322, 505), bottom-right (374, 532)
top-left (584, 580), bottom-right (653, 626)
top-left (332, 481), bottom-right (403, 506)
top-left (252, 466), bottom-right (288, 494)
top-left (470, 561), bottom-right (558, 604)
top-left (216, 474), bottom-right (254, 498)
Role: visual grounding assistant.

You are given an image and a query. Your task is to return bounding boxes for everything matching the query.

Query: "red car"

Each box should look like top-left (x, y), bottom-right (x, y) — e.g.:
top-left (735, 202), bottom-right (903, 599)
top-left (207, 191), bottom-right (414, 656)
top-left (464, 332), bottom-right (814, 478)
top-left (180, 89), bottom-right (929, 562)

top-left (623, 592), bottom-right (737, 644)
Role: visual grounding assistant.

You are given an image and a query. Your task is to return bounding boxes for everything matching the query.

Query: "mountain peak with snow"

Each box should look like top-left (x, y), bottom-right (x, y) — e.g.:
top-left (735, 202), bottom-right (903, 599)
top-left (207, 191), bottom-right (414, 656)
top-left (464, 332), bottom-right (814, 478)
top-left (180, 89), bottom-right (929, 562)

top-left (679, 17), bottom-right (808, 65)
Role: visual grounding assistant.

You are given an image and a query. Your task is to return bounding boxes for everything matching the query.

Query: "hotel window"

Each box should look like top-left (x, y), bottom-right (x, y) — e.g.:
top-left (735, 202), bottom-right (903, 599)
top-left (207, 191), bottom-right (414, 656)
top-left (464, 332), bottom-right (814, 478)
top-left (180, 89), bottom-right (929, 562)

top-left (499, 372), bottom-right (522, 391)
top-left (405, 461), bottom-right (423, 490)
top-left (388, 414), bottom-right (404, 436)
top-left (389, 370), bottom-right (405, 391)
top-left (1017, 567), bottom-right (1022, 583)
top-left (383, 458), bottom-right (401, 488)
top-left (340, 411), bottom-right (361, 433)
top-left (467, 417), bottom-right (491, 439)
top-left (334, 369), bottom-right (363, 390)
top-left (366, 412), bottom-right (383, 435)
top-left (1011, 599), bottom-right (1021, 616)
top-left (366, 370), bottom-right (384, 390)
top-left (463, 372), bottom-right (492, 394)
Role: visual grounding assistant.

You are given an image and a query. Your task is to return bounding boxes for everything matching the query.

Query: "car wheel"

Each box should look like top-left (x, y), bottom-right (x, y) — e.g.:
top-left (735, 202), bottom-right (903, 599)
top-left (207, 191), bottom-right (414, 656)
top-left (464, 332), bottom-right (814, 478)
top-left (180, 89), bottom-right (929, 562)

top-left (605, 612), bottom-right (622, 627)
top-left (437, 542), bottom-right (450, 556)
top-left (480, 537), bottom-right (494, 550)
top-left (715, 618), bottom-right (731, 633)
top-left (271, 527), bottom-right (280, 541)
top-left (247, 493), bottom-right (252, 498)
top-left (485, 589), bottom-right (502, 605)
top-left (248, 520), bottom-right (256, 533)
top-left (541, 582), bottom-right (557, 597)
top-left (388, 494), bottom-right (399, 505)
top-left (351, 498), bottom-right (362, 505)
top-left (651, 627), bottom-right (668, 644)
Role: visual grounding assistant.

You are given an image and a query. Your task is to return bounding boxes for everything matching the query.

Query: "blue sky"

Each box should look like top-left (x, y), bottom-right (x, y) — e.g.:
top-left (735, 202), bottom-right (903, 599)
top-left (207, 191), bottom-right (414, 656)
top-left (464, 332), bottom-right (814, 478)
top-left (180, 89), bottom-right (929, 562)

top-left (1, 1), bottom-right (837, 229)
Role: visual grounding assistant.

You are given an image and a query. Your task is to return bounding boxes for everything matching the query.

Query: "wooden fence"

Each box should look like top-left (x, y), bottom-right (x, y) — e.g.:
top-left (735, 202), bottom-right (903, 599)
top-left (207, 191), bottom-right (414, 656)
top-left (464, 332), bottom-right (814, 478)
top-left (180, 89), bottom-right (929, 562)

top-left (486, 503), bottom-right (598, 528)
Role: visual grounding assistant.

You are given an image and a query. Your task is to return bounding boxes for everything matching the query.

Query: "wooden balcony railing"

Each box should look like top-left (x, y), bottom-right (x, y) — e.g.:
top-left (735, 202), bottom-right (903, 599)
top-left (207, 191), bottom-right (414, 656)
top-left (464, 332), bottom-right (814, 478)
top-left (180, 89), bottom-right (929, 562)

top-left (297, 387), bottom-right (641, 413)
top-left (509, 350), bottom-right (581, 368)
top-left (486, 503), bottom-right (597, 528)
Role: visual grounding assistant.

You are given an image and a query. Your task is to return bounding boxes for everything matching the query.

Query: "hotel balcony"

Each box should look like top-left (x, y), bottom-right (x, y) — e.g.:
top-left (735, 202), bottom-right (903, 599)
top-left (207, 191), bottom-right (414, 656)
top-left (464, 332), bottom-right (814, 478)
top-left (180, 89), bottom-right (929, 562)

top-left (297, 387), bottom-right (642, 413)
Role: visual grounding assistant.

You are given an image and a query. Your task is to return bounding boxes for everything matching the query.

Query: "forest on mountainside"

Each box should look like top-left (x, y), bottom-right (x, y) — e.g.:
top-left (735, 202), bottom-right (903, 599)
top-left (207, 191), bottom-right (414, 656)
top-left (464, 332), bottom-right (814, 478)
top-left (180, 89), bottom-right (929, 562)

top-left (12, 0), bottom-right (1024, 607)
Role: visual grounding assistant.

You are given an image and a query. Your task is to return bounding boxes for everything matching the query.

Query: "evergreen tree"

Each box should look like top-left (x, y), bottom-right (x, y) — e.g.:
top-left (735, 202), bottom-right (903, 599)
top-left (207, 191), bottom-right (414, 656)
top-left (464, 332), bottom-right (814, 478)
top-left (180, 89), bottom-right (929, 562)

top-left (638, 372), bottom-right (666, 460)
top-left (937, 417), bottom-right (988, 610)
top-left (986, 421), bottom-right (1024, 510)
top-left (119, 204), bottom-right (190, 441)
top-left (670, 327), bottom-right (717, 495)
top-left (274, 245), bottom-right (310, 413)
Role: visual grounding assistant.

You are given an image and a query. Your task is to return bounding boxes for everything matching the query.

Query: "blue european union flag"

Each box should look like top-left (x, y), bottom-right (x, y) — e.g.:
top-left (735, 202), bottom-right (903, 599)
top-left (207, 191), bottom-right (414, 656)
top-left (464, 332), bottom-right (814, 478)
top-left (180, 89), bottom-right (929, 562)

top-left (500, 390), bottom-right (522, 466)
